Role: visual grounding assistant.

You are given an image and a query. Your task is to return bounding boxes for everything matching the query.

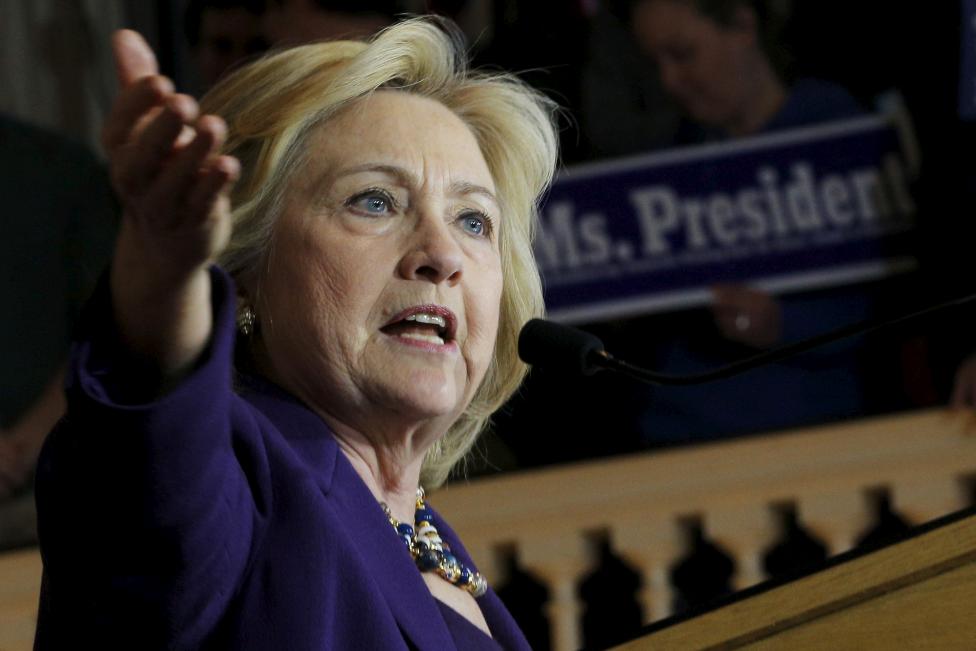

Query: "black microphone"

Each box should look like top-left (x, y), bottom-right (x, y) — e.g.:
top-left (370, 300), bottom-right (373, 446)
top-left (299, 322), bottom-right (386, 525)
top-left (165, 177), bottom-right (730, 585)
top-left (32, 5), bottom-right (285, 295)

top-left (518, 318), bottom-right (608, 375)
top-left (519, 290), bottom-right (976, 386)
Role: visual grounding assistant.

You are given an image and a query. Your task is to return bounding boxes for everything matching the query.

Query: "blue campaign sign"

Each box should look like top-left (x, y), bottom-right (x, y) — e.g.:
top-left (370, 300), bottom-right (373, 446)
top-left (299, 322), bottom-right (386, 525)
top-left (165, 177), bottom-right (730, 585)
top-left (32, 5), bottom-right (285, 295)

top-left (536, 115), bottom-right (917, 323)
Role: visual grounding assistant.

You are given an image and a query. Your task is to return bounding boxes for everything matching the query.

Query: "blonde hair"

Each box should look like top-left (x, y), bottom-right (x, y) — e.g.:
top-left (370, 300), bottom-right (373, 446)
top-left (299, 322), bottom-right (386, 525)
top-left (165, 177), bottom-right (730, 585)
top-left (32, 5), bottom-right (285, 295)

top-left (202, 16), bottom-right (559, 487)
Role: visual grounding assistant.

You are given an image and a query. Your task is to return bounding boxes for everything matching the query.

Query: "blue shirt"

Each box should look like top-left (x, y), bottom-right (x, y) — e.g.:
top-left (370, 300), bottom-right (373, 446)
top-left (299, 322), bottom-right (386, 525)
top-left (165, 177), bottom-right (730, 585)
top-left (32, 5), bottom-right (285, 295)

top-left (763, 79), bottom-right (865, 133)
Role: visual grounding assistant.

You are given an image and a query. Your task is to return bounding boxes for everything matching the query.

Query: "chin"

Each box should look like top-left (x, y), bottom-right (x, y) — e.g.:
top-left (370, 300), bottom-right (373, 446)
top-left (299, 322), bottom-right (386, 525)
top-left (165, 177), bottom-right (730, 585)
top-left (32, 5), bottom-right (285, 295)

top-left (389, 374), bottom-right (465, 421)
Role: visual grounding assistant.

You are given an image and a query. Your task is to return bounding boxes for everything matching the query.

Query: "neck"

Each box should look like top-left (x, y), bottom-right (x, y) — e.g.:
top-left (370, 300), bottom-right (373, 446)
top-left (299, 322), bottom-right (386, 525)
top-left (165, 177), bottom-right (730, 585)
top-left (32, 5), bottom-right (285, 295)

top-left (248, 339), bottom-right (443, 523)
top-left (726, 59), bottom-right (787, 137)
top-left (327, 416), bottom-right (429, 523)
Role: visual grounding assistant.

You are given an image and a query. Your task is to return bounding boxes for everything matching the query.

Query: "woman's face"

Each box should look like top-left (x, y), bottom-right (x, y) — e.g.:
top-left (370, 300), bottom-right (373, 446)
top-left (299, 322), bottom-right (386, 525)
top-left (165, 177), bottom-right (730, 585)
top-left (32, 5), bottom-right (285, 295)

top-left (632, 0), bottom-right (758, 129)
top-left (255, 91), bottom-right (503, 437)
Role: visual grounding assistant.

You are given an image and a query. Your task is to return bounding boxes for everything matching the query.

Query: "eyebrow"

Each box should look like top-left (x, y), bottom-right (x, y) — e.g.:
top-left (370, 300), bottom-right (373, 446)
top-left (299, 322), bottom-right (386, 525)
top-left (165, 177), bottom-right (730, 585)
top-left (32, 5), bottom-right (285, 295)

top-left (335, 163), bottom-right (500, 211)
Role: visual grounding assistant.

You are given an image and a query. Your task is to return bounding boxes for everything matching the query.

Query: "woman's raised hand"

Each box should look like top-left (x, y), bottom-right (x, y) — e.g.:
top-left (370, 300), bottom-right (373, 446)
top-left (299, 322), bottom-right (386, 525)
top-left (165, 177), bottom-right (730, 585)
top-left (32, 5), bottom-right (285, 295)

top-left (105, 29), bottom-right (239, 276)
top-left (105, 30), bottom-right (240, 379)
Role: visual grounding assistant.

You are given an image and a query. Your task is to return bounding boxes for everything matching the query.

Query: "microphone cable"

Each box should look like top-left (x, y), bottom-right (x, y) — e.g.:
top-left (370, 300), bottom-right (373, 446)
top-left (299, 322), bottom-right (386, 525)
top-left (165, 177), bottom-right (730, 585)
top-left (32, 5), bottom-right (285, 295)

top-left (519, 290), bottom-right (976, 386)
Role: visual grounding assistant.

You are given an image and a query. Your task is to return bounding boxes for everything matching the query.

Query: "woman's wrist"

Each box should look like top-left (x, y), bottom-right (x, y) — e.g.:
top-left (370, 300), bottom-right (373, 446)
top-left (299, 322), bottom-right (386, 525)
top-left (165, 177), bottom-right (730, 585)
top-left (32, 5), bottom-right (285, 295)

top-left (109, 229), bottom-right (215, 380)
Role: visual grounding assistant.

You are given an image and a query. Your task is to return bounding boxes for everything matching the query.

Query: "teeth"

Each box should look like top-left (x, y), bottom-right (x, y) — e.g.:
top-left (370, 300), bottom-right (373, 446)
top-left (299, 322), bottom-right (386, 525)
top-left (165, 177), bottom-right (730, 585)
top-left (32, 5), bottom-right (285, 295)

top-left (400, 332), bottom-right (445, 345)
top-left (404, 313), bottom-right (447, 329)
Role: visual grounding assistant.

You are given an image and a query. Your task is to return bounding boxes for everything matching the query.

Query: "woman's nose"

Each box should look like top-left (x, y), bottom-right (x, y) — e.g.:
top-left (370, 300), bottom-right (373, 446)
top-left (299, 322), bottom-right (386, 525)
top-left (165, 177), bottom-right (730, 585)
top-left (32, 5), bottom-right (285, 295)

top-left (397, 212), bottom-right (464, 285)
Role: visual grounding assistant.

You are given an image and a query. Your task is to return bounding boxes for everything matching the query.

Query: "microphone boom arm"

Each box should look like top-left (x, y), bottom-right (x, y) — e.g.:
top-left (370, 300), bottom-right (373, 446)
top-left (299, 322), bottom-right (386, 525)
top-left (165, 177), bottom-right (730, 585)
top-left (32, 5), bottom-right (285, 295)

top-left (536, 291), bottom-right (976, 386)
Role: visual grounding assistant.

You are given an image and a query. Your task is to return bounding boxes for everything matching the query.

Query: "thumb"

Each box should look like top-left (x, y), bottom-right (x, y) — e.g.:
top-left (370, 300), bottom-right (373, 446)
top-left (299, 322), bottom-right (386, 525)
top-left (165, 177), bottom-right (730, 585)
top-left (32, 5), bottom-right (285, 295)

top-left (112, 29), bottom-right (159, 87)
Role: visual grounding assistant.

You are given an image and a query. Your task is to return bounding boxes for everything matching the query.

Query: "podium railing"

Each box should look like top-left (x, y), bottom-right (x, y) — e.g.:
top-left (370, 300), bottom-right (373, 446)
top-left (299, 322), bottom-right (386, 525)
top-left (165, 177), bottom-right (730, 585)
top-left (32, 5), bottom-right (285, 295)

top-left (0, 547), bottom-right (42, 651)
top-left (433, 407), bottom-right (976, 651)
top-left (1, 408), bottom-right (975, 651)
top-left (612, 508), bottom-right (976, 649)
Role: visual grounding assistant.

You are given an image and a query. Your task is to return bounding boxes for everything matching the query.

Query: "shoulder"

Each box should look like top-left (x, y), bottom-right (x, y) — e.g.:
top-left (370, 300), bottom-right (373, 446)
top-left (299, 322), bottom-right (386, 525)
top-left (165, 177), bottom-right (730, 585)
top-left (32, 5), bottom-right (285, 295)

top-left (767, 79), bottom-right (866, 132)
top-left (234, 373), bottom-right (344, 495)
top-left (792, 79), bottom-right (864, 114)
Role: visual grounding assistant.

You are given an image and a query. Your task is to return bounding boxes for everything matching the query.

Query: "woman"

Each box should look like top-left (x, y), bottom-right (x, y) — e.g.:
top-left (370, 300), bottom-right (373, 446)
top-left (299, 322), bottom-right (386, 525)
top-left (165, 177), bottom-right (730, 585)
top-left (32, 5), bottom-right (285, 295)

top-left (555, 0), bottom-right (881, 448)
top-left (34, 17), bottom-right (557, 650)
top-left (628, 0), bottom-right (867, 350)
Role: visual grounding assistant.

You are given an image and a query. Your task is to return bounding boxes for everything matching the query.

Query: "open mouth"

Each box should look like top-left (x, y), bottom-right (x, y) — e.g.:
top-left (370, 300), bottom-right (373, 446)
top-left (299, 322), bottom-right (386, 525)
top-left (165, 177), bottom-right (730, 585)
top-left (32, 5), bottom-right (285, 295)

top-left (381, 307), bottom-right (457, 346)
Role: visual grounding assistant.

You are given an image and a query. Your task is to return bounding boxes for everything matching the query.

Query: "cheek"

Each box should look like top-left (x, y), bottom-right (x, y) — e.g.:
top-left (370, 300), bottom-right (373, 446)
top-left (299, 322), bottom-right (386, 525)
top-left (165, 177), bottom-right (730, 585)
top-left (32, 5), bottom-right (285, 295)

top-left (264, 234), bottom-right (360, 354)
top-left (711, 45), bottom-right (749, 96)
top-left (692, 52), bottom-right (725, 95)
top-left (299, 266), bottom-right (346, 335)
top-left (302, 250), bottom-right (382, 355)
top-left (464, 265), bottom-right (504, 373)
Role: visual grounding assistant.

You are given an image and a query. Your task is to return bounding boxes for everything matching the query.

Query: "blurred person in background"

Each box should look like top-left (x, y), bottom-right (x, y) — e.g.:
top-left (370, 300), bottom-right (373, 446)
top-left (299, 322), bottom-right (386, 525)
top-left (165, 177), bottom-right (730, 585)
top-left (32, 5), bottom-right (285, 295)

top-left (0, 114), bottom-right (118, 546)
top-left (495, 0), bottom-right (898, 466)
top-left (184, 0), bottom-right (269, 91)
top-left (614, 0), bottom-right (887, 443)
top-left (622, 0), bottom-right (868, 354)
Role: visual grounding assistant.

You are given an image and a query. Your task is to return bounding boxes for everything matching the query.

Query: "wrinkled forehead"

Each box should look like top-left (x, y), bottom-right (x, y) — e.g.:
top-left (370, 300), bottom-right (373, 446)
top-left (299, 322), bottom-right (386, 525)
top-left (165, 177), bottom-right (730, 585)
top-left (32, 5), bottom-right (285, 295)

top-left (295, 90), bottom-right (497, 194)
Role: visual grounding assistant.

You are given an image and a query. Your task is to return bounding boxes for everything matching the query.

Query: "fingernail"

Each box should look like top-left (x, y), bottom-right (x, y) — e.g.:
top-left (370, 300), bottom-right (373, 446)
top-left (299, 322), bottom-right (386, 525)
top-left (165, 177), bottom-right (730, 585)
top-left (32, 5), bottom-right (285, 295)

top-left (155, 75), bottom-right (174, 95)
top-left (196, 115), bottom-right (224, 139)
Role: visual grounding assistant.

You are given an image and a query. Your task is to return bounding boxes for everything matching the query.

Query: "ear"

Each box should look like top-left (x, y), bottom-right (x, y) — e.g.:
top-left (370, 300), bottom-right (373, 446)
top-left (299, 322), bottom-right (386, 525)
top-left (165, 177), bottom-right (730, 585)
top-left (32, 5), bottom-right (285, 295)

top-left (234, 269), bottom-right (259, 308)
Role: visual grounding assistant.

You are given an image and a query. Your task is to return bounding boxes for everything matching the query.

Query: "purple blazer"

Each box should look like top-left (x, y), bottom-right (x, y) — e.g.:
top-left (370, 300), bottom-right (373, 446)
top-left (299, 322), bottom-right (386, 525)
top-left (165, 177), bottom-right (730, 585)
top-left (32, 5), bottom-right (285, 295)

top-left (34, 267), bottom-right (531, 650)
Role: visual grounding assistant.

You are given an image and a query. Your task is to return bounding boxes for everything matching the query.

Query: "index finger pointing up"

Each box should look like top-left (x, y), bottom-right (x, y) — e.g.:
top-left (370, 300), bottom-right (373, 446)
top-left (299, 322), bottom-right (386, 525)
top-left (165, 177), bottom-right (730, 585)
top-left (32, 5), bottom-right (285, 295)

top-left (113, 29), bottom-right (159, 87)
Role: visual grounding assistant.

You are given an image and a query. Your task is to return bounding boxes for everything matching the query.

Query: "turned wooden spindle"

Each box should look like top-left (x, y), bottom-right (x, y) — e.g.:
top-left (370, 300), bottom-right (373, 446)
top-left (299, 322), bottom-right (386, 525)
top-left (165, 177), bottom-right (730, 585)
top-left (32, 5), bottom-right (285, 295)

top-left (799, 490), bottom-right (872, 556)
top-left (706, 505), bottom-right (778, 591)
top-left (611, 517), bottom-right (683, 623)
top-left (518, 533), bottom-right (590, 651)
top-left (892, 475), bottom-right (969, 525)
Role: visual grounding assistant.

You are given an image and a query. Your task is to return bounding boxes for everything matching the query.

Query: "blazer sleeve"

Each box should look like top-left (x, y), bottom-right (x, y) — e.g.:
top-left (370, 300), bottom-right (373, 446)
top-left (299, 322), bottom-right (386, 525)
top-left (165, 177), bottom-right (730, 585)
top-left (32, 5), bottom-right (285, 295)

top-left (34, 265), bottom-right (272, 650)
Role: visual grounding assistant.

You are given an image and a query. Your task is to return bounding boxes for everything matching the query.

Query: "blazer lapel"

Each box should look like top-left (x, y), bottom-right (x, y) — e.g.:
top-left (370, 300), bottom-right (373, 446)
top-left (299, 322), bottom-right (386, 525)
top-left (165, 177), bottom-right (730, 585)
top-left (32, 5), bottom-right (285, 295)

top-left (431, 510), bottom-right (533, 651)
top-left (476, 589), bottom-right (533, 651)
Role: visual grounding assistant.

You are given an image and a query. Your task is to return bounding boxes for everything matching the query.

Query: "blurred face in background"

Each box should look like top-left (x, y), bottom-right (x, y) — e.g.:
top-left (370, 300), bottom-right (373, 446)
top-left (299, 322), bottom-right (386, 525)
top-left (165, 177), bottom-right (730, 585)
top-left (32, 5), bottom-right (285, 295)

top-left (632, 0), bottom-right (763, 130)
top-left (196, 7), bottom-right (268, 87)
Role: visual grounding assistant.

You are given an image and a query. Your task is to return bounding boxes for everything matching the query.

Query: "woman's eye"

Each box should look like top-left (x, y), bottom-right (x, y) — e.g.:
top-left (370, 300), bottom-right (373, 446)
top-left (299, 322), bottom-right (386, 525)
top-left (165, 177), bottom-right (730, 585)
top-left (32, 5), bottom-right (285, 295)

top-left (348, 190), bottom-right (395, 215)
top-left (459, 211), bottom-right (492, 238)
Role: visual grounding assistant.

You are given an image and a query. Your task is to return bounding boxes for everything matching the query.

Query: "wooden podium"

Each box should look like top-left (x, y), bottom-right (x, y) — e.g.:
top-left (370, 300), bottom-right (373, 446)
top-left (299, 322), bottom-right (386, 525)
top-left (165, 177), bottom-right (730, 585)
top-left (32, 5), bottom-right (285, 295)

top-left (610, 508), bottom-right (976, 650)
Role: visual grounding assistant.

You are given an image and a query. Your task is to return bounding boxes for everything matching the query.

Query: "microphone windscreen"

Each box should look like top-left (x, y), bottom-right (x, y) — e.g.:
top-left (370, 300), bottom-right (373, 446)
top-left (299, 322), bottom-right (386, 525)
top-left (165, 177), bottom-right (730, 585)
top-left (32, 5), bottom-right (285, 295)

top-left (518, 318), bottom-right (606, 375)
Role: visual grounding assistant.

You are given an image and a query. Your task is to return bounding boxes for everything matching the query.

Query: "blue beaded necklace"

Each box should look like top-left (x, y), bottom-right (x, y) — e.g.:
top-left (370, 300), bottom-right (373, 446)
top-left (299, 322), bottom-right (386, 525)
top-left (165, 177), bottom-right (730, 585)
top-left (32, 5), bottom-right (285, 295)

top-left (381, 487), bottom-right (488, 597)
